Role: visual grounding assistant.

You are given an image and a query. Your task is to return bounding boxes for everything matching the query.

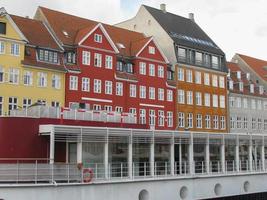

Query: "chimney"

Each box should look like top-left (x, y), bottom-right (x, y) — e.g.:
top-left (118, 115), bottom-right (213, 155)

top-left (189, 13), bottom-right (195, 22)
top-left (160, 4), bottom-right (166, 13)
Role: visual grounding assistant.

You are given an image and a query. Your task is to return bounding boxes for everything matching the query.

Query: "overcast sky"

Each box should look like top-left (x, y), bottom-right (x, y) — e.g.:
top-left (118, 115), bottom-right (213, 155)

top-left (2, 0), bottom-right (267, 61)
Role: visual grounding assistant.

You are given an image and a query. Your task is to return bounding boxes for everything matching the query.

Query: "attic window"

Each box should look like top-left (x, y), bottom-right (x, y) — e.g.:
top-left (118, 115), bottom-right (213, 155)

top-left (62, 30), bottom-right (69, 37)
top-left (148, 46), bottom-right (155, 54)
top-left (0, 22), bottom-right (6, 35)
top-left (94, 34), bottom-right (102, 43)
top-left (117, 43), bottom-right (125, 49)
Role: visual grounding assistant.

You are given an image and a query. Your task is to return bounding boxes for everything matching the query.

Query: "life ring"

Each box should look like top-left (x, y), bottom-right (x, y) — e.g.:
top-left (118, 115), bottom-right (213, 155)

top-left (83, 168), bottom-right (94, 183)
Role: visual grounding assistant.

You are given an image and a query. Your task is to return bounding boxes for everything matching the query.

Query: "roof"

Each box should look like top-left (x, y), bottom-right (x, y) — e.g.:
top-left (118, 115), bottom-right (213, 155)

top-left (37, 6), bottom-right (147, 57)
top-left (143, 5), bottom-right (225, 56)
top-left (237, 54), bottom-right (267, 82)
top-left (10, 15), bottom-right (61, 51)
top-left (227, 62), bottom-right (267, 98)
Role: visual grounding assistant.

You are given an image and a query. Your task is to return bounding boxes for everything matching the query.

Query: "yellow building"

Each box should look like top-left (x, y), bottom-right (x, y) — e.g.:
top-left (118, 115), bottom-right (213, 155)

top-left (0, 8), bottom-right (66, 116)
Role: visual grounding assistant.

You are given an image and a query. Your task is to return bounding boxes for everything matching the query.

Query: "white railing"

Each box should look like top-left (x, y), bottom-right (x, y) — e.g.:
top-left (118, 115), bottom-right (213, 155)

top-left (9, 106), bottom-right (137, 124)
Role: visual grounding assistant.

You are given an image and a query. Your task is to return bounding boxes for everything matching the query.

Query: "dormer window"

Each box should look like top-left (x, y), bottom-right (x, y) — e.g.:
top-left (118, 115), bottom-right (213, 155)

top-left (211, 56), bottom-right (219, 69)
top-left (250, 84), bottom-right (254, 93)
top-left (239, 82), bottom-right (243, 92)
top-left (259, 85), bottom-right (264, 95)
top-left (195, 52), bottom-right (203, 65)
top-left (116, 61), bottom-right (123, 71)
top-left (66, 52), bottom-right (76, 64)
top-left (236, 71), bottom-right (241, 79)
top-left (0, 22), bottom-right (6, 35)
top-left (38, 49), bottom-right (58, 64)
top-left (126, 63), bottom-right (133, 73)
top-left (94, 34), bottom-right (102, 43)
top-left (148, 46), bottom-right (155, 54)
top-left (229, 80), bottom-right (234, 90)
top-left (178, 47), bottom-right (186, 61)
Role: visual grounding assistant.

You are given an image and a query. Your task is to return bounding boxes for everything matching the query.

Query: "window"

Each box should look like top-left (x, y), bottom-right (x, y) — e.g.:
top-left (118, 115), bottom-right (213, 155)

top-left (158, 66), bottom-right (164, 78)
top-left (0, 96), bottom-right (3, 116)
top-left (204, 93), bottom-right (210, 107)
top-left (94, 34), bottom-right (102, 43)
top-left (52, 74), bottom-right (61, 89)
top-left (23, 71), bottom-right (33, 86)
top-left (219, 95), bottom-right (225, 108)
top-left (105, 55), bottom-right (113, 69)
top-left (66, 52), bottom-right (76, 64)
top-left (178, 90), bottom-right (185, 104)
top-left (37, 99), bottom-right (46, 106)
top-left (129, 84), bottom-right (136, 97)
top-left (93, 104), bottom-right (101, 111)
top-left (236, 97), bottom-right (241, 108)
top-left (51, 101), bottom-right (60, 107)
top-left (149, 64), bottom-right (155, 76)
top-left (158, 110), bottom-right (164, 126)
top-left (149, 110), bottom-right (155, 126)
top-left (187, 113), bottom-right (193, 128)
top-left (148, 46), bottom-right (155, 54)
top-left (11, 43), bottom-right (20, 56)
top-left (187, 91), bottom-right (193, 105)
top-left (116, 82), bottom-right (123, 96)
top-left (178, 47), bottom-right (186, 61)
top-left (167, 90), bottom-right (173, 102)
top-left (195, 52), bottom-right (203, 64)
top-left (219, 76), bottom-right (225, 88)
top-left (94, 79), bottom-right (102, 93)
top-left (229, 97), bottom-right (235, 107)
top-left (140, 86), bottom-right (146, 99)
top-left (0, 41), bottom-right (5, 54)
top-left (205, 115), bottom-right (211, 129)
top-left (195, 71), bottom-right (201, 84)
top-left (204, 73), bottom-right (210, 85)
top-left (230, 117), bottom-right (235, 129)
top-left (236, 117), bottom-right (242, 129)
top-left (177, 68), bottom-right (184, 81)
top-left (264, 101), bottom-right (267, 110)
top-left (139, 62), bottom-right (146, 75)
top-left (213, 115), bottom-right (219, 129)
top-left (149, 87), bottom-right (155, 100)
top-left (258, 119), bottom-right (262, 130)
top-left (105, 105), bottom-right (112, 111)
top-left (37, 72), bottom-right (48, 87)
top-left (167, 112), bottom-right (173, 127)
top-left (82, 51), bottom-right (90, 65)
top-left (116, 61), bottom-right (123, 71)
top-left (212, 56), bottom-right (219, 69)
top-left (0, 22), bottom-right (6, 34)
top-left (0, 66), bottom-right (4, 83)
top-left (257, 100), bottom-right (262, 110)
top-left (158, 88), bottom-right (164, 101)
top-left (252, 118), bottom-right (256, 130)
top-left (9, 68), bottom-right (19, 84)
top-left (212, 75), bottom-right (218, 87)
top-left (38, 49), bottom-right (58, 63)
top-left (139, 109), bottom-right (146, 124)
top-left (94, 53), bottom-right (102, 67)
top-left (105, 81), bottom-right (112, 95)
top-left (129, 108), bottom-right (136, 115)
top-left (115, 106), bottom-right (123, 113)
top-left (250, 84), bottom-right (254, 93)
top-left (264, 119), bottom-right (267, 130)
top-left (196, 114), bottom-right (202, 128)
top-left (126, 63), bottom-right (133, 73)
top-left (178, 112), bottom-right (185, 128)
top-left (196, 92), bottom-right (202, 106)
top-left (23, 98), bottom-right (32, 108)
top-left (243, 98), bottom-right (248, 108)
top-left (212, 95), bottom-right (218, 108)
top-left (229, 80), bottom-right (234, 90)
top-left (69, 76), bottom-right (78, 90)
top-left (220, 116), bottom-right (226, 130)
top-left (244, 117), bottom-right (248, 129)
top-left (82, 77), bottom-right (90, 92)
top-left (186, 70), bottom-right (193, 83)
top-left (8, 97), bottom-right (18, 114)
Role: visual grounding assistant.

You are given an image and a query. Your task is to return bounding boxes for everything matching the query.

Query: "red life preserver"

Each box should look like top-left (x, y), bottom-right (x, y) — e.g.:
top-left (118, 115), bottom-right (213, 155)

top-left (83, 168), bottom-right (94, 183)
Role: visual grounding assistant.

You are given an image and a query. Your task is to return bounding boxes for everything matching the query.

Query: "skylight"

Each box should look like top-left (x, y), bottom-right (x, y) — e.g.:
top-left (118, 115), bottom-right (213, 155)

top-left (169, 31), bottom-right (217, 48)
top-left (62, 30), bottom-right (69, 37)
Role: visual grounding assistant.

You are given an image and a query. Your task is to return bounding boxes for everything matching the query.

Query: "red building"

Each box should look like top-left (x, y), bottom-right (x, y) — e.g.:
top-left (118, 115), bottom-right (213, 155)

top-left (35, 7), bottom-right (176, 130)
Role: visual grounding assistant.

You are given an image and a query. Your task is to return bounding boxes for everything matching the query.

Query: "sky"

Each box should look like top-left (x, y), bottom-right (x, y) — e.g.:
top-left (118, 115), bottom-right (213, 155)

top-left (2, 0), bottom-right (267, 61)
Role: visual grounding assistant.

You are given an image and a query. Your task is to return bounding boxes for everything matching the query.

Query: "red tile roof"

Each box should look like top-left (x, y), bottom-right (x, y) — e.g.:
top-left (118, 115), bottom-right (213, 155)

top-left (37, 6), bottom-right (149, 57)
top-left (238, 54), bottom-right (267, 81)
top-left (130, 37), bottom-right (152, 56)
top-left (11, 15), bottom-right (61, 51)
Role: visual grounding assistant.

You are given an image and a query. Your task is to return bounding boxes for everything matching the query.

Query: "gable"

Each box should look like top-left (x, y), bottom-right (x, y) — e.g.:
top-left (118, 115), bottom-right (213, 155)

top-left (78, 24), bottom-right (119, 53)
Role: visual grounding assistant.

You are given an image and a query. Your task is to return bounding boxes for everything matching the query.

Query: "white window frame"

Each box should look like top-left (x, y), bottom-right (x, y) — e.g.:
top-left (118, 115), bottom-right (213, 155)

top-left (149, 87), bottom-right (155, 100)
top-left (167, 90), bottom-right (173, 102)
top-left (94, 34), bottom-right (102, 43)
top-left (9, 68), bottom-right (19, 84)
top-left (212, 94), bottom-right (218, 108)
top-left (167, 111), bottom-right (173, 127)
top-left (187, 91), bottom-right (193, 105)
top-left (158, 110), bottom-right (164, 127)
top-left (148, 46), bottom-right (155, 54)
top-left (187, 113), bottom-right (193, 128)
top-left (140, 86), bottom-right (146, 99)
top-left (0, 41), bottom-right (5, 54)
top-left (11, 43), bottom-right (20, 56)
top-left (186, 69), bottom-right (193, 83)
top-left (196, 114), bottom-right (202, 128)
top-left (158, 88), bottom-right (164, 101)
top-left (105, 81), bottom-right (112, 95)
top-left (196, 92), bottom-right (202, 106)
top-left (69, 76), bottom-right (78, 90)
top-left (52, 74), bottom-right (61, 89)
top-left (116, 82), bottom-right (123, 96)
top-left (177, 68), bottom-right (184, 81)
top-left (219, 76), bottom-right (225, 88)
top-left (129, 84), bottom-right (136, 98)
top-left (94, 53), bottom-right (102, 67)
top-left (178, 89), bottom-right (185, 104)
top-left (205, 115), bottom-right (211, 129)
top-left (82, 51), bottom-right (90, 65)
top-left (23, 71), bottom-right (33, 86)
top-left (81, 77), bottom-right (90, 92)
top-left (158, 65), bottom-right (164, 78)
top-left (195, 71), bottom-right (201, 84)
top-left (37, 72), bottom-right (47, 87)
top-left (212, 75), bottom-right (218, 87)
top-left (178, 112), bottom-right (185, 128)
top-left (219, 95), bottom-right (225, 108)
top-left (105, 55), bottom-right (113, 69)
top-left (139, 62), bottom-right (146, 75)
top-left (149, 64), bottom-right (155, 76)
top-left (204, 73), bottom-right (210, 86)
top-left (94, 79), bottom-right (102, 93)
top-left (204, 93), bottom-right (210, 107)
top-left (139, 109), bottom-right (146, 124)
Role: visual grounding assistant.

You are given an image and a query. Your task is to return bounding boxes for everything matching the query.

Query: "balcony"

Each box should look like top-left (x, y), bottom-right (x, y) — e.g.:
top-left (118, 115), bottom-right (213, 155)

top-left (9, 106), bottom-right (137, 124)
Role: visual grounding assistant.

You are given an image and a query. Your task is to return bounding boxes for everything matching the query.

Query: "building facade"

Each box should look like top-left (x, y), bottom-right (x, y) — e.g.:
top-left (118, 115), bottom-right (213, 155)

top-left (34, 6), bottom-right (176, 130)
top-left (0, 8), bottom-right (65, 116)
top-left (116, 4), bottom-right (228, 132)
top-left (227, 62), bottom-right (267, 134)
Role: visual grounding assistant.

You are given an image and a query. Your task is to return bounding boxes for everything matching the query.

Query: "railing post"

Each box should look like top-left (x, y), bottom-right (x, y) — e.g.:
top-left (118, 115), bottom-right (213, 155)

top-left (220, 135), bottom-right (225, 173)
top-left (95, 163), bottom-right (98, 179)
top-left (51, 163), bottom-right (54, 183)
top-left (170, 134), bottom-right (175, 176)
top-left (128, 131), bottom-right (133, 179)
top-left (249, 135), bottom-right (253, 172)
top-left (205, 136), bottom-right (210, 174)
top-left (150, 133), bottom-right (155, 177)
top-left (35, 160), bottom-right (38, 184)
top-left (104, 130), bottom-right (109, 179)
top-left (188, 132), bottom-right (194, 175)
top-left (144, 162), bottom-right (146, 177)
top-left (121, 163), bottom-right (123, 178)
top-left (16, 160), bottom-right (19, 183)
top-left (261, 136), bottom-right (265, 171)
top-left (235, 136), bottom-right (239, 172)
top-left (67, 164), bottom-right (70, 183)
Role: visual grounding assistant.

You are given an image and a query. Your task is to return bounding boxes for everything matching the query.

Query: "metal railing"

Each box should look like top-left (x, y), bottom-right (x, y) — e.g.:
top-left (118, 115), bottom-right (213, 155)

top-left (9, 106), bottom-right (137, 124)
top-left (0, 159), bottom-right (266, 184)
